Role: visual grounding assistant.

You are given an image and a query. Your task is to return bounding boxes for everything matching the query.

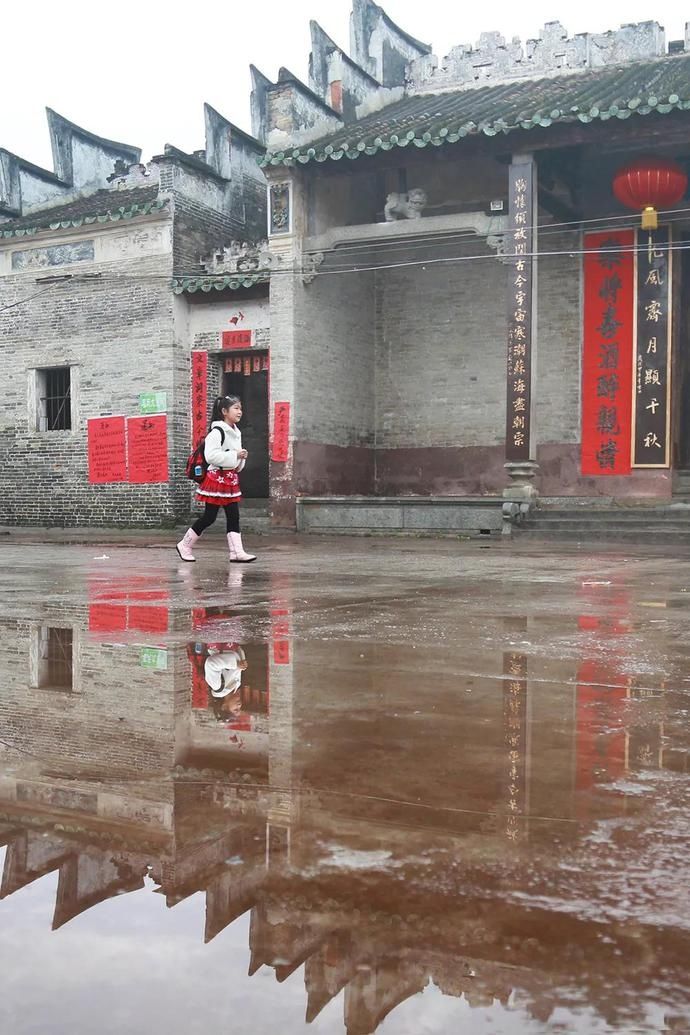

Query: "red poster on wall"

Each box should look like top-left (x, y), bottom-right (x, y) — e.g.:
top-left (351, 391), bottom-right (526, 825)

top-left (191, 350), bottom-right (208, 447)
top-left (88, 417), bottom-right (127, 484)
top-left (222, 330), bottom-right (252, 349)
top-left (582, 230), bottom-right (634, 475)
top-left (127, 415), bottom-right (169, 483)
top-left (272, 402), bottom-right (290, 462)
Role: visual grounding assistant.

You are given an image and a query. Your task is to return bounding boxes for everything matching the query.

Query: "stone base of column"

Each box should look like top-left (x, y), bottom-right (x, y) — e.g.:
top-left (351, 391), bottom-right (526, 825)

top-left (502, 462), bottom-right (539, 536)
top-left (503, 461), bottom-right (540, 500)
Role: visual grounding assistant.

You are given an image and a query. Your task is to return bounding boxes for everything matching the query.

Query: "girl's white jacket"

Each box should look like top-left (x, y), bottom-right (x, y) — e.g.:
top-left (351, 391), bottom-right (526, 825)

top-left (205, 647), bottom-right (246, 697)
top-left (204, 421), bottom-right (246, 472)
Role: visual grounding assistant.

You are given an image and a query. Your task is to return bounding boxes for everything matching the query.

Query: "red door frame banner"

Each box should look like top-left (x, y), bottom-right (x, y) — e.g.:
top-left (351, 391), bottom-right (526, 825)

top-left (581, 230), bottom-right (634, 476)
top-left (191, 350), bottom-right (208, 447)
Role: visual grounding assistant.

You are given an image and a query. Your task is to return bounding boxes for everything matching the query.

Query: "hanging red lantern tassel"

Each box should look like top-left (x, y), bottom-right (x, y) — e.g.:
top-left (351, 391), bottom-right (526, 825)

top-left (613, 156), bottom-right (687, 229)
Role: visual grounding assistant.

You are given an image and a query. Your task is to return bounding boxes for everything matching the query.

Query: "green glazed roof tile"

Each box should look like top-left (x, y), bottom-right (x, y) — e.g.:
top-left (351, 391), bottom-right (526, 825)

top-left (171, 271), bottom-right (270, 294)
top-left (260, 54), bottom-right (690, 167)
top-left (0, 187), bottom-right (166, 239)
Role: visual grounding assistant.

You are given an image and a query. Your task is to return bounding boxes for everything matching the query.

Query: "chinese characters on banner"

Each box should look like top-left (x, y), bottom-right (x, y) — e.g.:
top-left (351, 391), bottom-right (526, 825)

top-left (581, 230), bottom-right (634, 475)
top-left (87, 416), bottom-right (127, 484)
top-left (503, 649), bottom-right (528, 842)
top-left (633, 228), bottom-right (671, 467)
top-left (506, 161), bottom-right (535, 462)
top-left (191, 350), bottom-right (208, 447)
top-left (127, 414), bottom-right (169, 483)
top-left (271, 402), bottom-right (290, 462)
top-left (222, 330), bottom-right (252, 349)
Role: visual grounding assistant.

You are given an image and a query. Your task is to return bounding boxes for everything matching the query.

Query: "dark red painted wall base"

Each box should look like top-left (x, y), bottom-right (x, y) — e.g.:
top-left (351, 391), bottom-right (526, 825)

top-left (291, 440), bottom-right (673, 500)
top-left (294, 442), bottom-right (375, 496)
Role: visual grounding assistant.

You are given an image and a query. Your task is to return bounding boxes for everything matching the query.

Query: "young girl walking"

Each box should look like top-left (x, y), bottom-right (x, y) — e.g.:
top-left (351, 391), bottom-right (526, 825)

top-left (176, 395), bottom-right (256, 564)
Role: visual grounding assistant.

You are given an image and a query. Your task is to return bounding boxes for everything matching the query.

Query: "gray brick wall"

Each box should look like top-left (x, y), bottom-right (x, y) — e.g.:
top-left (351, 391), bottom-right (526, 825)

top-left (375, 241), bottom-right (506, 449)
top-left (0, 218), bottom-right (187, 528)
top-left (536, 231), bottom-right (582, 444)
top-left (295, 269), bottom-right (375, 446)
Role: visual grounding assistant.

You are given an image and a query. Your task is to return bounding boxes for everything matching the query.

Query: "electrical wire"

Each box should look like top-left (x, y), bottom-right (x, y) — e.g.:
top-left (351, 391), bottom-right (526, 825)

top-left (0, 282), bottom-right (61, 315)
top-left (2, 220), bottom-right (689, 313)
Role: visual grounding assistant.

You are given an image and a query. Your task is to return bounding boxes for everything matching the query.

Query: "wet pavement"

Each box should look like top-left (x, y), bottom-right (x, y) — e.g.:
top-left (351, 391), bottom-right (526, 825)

top-left (0, 532), bottom-right (688, 1034)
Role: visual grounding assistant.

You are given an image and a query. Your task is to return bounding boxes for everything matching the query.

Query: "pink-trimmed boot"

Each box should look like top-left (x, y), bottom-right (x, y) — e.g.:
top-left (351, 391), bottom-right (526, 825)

top-left (176, 528), bottom-right (199, 562)
top-left (227, 532), bottom-right (256, 563)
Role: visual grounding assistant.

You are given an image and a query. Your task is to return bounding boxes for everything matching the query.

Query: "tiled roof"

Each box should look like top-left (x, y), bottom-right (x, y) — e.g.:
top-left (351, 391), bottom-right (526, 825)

top-left (172, 271), bottom-right (270, 294)
top-left (262, 54), bottom-right (690, 166)
top-left (0, 186), bottom-right (166, 239)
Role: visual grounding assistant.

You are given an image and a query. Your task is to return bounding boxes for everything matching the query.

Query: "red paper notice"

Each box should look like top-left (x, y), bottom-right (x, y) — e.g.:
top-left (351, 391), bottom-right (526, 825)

top-left (127, 415), bottom-right (169, 483)
top-left (271, 402), bottom-right (290, 462)
top-left (88, 417), bottom-right (126, 484)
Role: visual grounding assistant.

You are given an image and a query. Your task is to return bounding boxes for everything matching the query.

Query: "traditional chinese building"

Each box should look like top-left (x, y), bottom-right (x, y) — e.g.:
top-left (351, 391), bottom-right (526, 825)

top-left (0, 108), bottom-right (268, 528)
top-left (5, 5), bottom-right (690, 535)
top-left (252, 2), bottom-right (690, 535)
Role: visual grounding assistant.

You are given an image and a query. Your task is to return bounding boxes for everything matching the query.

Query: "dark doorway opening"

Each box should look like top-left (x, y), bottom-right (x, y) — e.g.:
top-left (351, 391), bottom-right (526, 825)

top-left (222, 354), bottom-right (269, 498)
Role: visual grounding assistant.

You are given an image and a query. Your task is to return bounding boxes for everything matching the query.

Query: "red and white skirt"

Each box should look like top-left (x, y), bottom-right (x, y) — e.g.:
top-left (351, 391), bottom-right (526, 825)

top-left (196, 467), bottom-right (242, 507)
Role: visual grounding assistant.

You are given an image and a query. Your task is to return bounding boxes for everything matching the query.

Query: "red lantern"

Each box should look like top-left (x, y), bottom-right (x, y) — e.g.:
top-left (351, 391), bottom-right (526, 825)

top-left (613, 157), bottom-right (687, 229)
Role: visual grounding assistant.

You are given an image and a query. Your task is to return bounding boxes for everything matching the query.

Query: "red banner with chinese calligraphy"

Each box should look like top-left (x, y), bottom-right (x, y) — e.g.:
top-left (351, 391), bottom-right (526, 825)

top-left (88, 416), bottom-right (127, 484)
top-left (271, 402), bottom-right (290, 462)
top-left (582, 230), bottom-right (634, 475)
top-left (127, 414), bottom-right (169, 483)
top-left (191, 350), bottom-right (208, 447)
top-left (222, 330), bottom-right (252, 349)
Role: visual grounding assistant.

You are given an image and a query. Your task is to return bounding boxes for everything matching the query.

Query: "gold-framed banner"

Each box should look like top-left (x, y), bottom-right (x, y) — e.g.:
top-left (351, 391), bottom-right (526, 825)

top-left (632, 227), bottom-right (672, 468)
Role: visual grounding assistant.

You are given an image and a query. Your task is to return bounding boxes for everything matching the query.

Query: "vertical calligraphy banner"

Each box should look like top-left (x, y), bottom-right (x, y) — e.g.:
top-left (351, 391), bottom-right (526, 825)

top-left (506, 158), bottom-right (537, 462)
top-left (581, 230), bottom-right (634, 475)
top-left (191, 350), bottom-right (208, 447)
top-left (271, 402), bottom-right (290, 462)
top-left (633, 227), bottom-right (672, 468)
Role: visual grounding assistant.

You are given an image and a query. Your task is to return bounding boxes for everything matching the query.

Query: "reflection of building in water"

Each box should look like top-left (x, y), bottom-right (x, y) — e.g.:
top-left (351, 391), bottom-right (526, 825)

top-left (0, 606), bottom-right (687, 1033)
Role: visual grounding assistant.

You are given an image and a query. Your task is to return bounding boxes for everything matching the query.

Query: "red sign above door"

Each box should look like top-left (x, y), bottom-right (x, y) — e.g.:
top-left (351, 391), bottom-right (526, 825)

top-left (222, 330), bottom-right (253, 349)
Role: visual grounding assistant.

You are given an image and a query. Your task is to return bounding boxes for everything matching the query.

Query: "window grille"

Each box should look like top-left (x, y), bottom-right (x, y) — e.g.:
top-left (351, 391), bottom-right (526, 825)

top-left (38, 367), bottom-right (71, 431)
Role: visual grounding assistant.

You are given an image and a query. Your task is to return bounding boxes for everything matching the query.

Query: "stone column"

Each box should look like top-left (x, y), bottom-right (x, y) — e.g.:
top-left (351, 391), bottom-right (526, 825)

top-left (504, 154), bottom-right (539, 517)
top-left (266, 168), bottom-right (308, 528)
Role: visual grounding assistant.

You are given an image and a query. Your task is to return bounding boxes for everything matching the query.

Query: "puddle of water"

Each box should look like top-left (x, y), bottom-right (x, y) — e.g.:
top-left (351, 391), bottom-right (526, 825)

top-left (0, 552), bottom-right (688, 1034)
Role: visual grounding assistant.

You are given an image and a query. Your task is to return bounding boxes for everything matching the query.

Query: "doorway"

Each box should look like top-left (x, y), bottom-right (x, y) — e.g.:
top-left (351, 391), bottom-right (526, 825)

top-left (222, 353), bottom-right (269, 498)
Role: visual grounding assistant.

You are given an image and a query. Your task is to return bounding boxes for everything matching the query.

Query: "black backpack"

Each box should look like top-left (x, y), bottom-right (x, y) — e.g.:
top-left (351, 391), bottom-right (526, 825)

top-left (185, 426), bottom-right (225, 483)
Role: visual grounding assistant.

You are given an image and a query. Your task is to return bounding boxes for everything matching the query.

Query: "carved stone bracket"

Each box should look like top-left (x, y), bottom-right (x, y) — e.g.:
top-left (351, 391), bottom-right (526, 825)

top-left (202, 239), bottom-right (275, 276)
top-left (301, 251), bottom-right (325, 284)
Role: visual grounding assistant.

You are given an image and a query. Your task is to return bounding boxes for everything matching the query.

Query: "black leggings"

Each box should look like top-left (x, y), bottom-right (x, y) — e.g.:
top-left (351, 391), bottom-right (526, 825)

top-left (192, 502), bottom-right (240, 536)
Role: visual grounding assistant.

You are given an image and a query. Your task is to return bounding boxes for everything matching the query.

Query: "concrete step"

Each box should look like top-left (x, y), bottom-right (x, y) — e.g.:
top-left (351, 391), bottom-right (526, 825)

top-left (519, 526), bottom-right (690, 544)
top-left (523, 518), bottom-right (690, 531)
top-left (533, 508), bottom-right (690, 522)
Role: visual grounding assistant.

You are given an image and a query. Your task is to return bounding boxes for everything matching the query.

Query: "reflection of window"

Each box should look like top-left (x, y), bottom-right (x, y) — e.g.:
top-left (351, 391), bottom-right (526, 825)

top-left (36, 367), bottom-right (72, 431)
top-left (32, 626), bottom-right (74, 689)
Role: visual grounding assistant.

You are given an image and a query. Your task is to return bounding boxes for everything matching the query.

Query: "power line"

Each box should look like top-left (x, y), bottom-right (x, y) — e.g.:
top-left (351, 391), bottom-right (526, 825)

top-left (0, 282), bottom-right (60, 315)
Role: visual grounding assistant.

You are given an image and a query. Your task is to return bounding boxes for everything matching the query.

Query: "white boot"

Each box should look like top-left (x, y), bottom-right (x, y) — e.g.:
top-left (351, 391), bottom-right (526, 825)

top-left (176, 528), bottom-right (199, 562)
top-left (227, 532), bottom-right (256, 563)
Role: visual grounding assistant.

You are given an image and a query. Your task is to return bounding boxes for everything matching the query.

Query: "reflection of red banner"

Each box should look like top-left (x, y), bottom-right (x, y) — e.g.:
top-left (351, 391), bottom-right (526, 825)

top-left (88, 417), bottom-right (127, 484)
top-left (272, 402), bottom-right (290, 462)
top-left (127, 415), bottom-right (168, 483)
top-left (576, 659), bottom-right (627, 794)
top-left (88, 577), bottom-right (169, 634)
top-left (191, 351), bottom-right (208, 446)
top-left (582, 230), bottom-right (634, 475)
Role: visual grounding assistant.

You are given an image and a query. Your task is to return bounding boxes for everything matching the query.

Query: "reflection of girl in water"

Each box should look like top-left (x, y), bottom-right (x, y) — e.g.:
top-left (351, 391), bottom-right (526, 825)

top-left (204, 644), bottom-right (248, 721)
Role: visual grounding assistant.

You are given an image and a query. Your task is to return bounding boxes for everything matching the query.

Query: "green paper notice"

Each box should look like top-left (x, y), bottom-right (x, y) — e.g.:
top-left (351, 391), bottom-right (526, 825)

top-left (139, 392), bottom-right (167, 414)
